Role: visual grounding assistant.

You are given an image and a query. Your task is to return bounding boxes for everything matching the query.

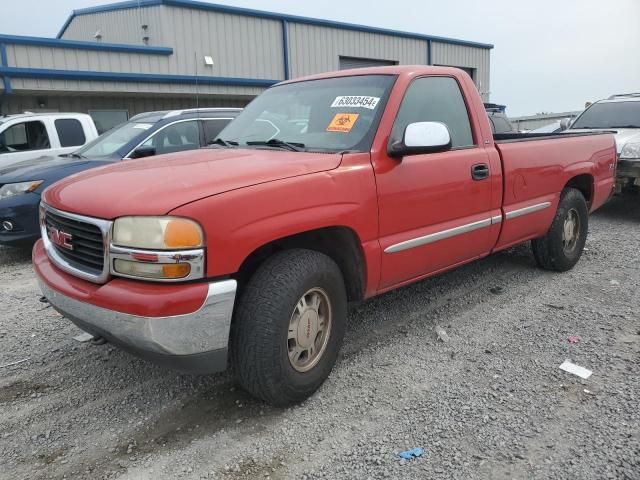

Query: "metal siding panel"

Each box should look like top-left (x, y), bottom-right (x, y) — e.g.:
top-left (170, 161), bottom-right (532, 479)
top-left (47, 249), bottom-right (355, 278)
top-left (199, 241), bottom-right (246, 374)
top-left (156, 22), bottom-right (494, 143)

top-left (288, 23), bottom-right (427, 78)
top-left (5, 44), bottom-right (181, 84)
top-left (62, 6), bottom-right (165, 46)
top-left (2, 92), bottom-right (248, 116)
top-left (159, 5), bottom-right (283, 80)
top-left (7, 77), bottom-right (266, 97)
top-left (431, 42), bottom-right (491, 101)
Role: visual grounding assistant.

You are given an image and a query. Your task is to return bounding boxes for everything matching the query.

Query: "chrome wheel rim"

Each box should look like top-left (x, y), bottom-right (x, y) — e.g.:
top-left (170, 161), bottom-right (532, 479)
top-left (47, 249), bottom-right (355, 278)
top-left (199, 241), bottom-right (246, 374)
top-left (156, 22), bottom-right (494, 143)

top-left (562, 208), bottom-right (580, 253)
top-left (287, 287), bottom-right (332, 373)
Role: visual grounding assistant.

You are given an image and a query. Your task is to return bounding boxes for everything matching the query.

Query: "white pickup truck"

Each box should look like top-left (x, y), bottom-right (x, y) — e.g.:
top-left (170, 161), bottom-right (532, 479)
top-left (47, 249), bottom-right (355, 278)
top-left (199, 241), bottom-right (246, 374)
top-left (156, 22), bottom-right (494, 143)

top-left (0, 113), bottom-right (98, 165)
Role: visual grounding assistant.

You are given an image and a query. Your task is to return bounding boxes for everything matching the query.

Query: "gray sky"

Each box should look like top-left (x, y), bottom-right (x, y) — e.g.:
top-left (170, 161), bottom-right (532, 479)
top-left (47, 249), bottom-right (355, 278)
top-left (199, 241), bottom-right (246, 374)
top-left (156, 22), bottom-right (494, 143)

top-left (1, 0), bottom-right (639, 116)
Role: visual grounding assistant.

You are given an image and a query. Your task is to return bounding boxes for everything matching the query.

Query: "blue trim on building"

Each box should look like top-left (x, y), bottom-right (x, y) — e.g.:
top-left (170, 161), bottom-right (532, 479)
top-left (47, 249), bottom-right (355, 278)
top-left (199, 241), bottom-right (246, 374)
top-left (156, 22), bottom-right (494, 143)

top-left (0, 43), bottom-right (11, 95)
top-left (282, 20), bottom-right (290, 80)
top-left (0, 66), bottom-right (278, 88)
top-left (0, 34), bottom-right (173, 55)
top-left (57, 0), bottom-right (493, 50)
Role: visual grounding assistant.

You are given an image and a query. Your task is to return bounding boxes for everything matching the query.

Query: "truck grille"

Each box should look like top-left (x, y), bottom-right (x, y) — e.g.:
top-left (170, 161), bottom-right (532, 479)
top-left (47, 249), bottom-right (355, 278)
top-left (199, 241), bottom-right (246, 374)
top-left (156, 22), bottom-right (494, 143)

top-left (45, 210), bottom-right (105, 272)
top-left (40, 204), bottom-right (112, 283)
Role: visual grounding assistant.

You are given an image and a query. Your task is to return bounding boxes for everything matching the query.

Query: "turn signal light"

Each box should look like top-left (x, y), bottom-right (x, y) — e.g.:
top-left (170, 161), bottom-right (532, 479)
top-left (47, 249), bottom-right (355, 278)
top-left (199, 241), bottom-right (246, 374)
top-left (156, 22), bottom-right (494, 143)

top-left (164, 219), bottom-right (203, 248)
top-left (114, 259), bottom-right (191, 279)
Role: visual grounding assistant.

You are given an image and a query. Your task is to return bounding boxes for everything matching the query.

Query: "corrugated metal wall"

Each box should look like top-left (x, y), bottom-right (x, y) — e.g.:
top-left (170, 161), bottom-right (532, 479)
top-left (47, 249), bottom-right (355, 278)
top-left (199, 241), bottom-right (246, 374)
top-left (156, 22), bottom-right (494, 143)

top-left (6, 43), bottom-right (172, 75)
top-left (60, 5), bottom-right (284, 81)
top-left (6, 5), bottom-right (491, 106)
top-left (62, 6), bottom-right (166, 45)
top-left (159, 5), bottom-right (284, 80)
top-left (287, 23), bottom-right (428, 78)
top-left (432, 42), bottom-right (490, 100)
top-left (2, 94), bottom-right (247, 116)
top-left (7, 77), bottom-right (265, 97)
top-left (3, 43), bottom-right (267, 97)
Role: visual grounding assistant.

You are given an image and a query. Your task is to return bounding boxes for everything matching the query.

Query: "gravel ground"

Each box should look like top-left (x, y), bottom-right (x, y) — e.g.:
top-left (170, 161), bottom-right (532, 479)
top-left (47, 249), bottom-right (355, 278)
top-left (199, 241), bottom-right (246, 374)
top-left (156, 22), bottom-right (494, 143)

top-left (0, 194), bottom-right (638, 480)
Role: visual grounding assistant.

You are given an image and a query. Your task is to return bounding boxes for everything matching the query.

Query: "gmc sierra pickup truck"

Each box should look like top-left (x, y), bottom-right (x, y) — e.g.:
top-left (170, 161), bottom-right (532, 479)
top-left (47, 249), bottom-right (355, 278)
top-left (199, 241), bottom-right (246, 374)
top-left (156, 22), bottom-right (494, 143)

top-left (34, 66), bottom-right (616, 406)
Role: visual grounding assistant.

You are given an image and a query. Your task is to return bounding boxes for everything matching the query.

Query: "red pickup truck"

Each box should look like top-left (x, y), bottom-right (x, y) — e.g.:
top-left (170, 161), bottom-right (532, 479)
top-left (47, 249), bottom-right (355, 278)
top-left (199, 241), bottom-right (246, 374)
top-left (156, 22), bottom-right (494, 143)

top-left (34, 66), bottom-right (616, 406)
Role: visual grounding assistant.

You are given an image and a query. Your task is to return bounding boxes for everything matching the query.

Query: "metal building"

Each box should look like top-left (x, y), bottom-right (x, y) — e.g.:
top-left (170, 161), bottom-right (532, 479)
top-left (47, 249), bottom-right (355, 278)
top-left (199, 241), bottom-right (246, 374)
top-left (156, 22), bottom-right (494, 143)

top-left (0, 0), bottom-right (493, 132)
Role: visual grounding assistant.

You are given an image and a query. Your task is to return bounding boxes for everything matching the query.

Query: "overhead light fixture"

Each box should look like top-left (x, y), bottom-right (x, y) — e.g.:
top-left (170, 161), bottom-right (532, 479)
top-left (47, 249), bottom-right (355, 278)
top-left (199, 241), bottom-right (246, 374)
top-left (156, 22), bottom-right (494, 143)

top-left (204, 56), bottom-right (214, 67)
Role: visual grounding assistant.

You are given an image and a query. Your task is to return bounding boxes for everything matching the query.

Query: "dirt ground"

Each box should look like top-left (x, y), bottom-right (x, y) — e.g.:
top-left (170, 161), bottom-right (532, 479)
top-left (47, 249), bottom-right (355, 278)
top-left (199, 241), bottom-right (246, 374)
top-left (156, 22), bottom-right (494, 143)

top-left (0, 194), bottom-right (638, 480)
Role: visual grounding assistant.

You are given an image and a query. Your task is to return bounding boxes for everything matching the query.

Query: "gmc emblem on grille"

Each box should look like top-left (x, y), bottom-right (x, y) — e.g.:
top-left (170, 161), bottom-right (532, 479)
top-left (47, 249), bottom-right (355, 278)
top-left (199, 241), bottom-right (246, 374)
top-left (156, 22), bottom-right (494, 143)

top-left (47, 226), bottom-right (73, 251)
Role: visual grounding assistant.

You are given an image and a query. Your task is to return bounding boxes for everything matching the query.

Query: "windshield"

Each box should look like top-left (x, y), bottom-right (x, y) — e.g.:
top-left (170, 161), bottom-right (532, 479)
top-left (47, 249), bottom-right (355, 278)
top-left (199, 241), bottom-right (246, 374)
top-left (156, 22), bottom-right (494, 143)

top-left (75, 121), bottom-right (155, 158)
top-left (572, 101), bottom-right (640, 129)
top-left (217, 75), bottom-right (396, 152)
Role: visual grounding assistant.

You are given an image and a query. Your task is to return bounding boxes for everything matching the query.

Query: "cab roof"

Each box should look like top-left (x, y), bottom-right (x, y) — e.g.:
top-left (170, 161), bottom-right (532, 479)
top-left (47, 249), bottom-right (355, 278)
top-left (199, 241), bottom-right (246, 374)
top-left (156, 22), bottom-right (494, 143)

top-left (276, 65), bottom-right (470, 86)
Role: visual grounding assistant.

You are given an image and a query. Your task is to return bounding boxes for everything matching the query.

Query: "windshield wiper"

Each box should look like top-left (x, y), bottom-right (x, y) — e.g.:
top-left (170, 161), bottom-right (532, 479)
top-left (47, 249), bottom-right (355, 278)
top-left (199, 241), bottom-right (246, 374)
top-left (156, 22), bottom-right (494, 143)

top-left (246, 138), bottom-right (305, 152)
top-left (609, 125), bottom-right (640, 129)
top-left (208, 138), bottom-right (239, 147)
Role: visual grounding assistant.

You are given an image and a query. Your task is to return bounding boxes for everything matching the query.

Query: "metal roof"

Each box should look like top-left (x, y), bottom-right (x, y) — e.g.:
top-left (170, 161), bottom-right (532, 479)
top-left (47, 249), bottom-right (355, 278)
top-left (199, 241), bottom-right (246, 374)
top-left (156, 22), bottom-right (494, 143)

top-left (599, 97), bottom-right (640, 104)
top-left (130, 107), bottom-right (242, 121)
top-left (56, 0), bottom-right (494, 50)
top-left (0, 112), bottom-right (93, 121)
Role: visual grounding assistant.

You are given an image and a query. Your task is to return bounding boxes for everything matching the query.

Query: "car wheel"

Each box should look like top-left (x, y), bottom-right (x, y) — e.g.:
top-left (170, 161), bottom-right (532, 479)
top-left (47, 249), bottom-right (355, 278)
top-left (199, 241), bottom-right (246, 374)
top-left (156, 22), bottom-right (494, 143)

top-left (532, 188), bottom-right (588, 272)
top-left (232, 249), bottom-right (347, 406)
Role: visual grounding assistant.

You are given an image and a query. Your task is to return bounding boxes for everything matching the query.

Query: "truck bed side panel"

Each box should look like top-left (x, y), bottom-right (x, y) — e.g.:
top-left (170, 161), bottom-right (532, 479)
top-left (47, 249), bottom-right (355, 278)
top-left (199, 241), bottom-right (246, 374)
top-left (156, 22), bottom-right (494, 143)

top-left (493, 134), bottom-right (616, 251)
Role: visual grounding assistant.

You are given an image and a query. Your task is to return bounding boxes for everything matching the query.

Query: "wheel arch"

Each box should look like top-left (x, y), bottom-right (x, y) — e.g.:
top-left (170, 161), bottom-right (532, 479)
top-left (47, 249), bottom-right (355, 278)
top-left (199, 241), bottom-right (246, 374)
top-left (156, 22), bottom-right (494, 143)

top-left (564, 173), bottom-right (594, 208)
top-left (235, 226), bottom-right (367, 303)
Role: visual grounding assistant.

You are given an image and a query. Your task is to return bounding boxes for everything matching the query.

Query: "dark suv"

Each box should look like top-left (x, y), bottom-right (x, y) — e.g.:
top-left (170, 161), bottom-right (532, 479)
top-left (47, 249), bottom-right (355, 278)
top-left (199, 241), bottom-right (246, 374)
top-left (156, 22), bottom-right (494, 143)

top-left (0, 108), bottom-right (241, 245)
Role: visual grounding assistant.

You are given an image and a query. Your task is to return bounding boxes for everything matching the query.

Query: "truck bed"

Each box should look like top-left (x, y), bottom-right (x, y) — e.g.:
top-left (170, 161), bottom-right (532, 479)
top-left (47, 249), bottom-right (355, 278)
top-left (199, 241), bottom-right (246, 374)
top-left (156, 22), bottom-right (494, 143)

top-left (492, 130), bottom-right (616, 252)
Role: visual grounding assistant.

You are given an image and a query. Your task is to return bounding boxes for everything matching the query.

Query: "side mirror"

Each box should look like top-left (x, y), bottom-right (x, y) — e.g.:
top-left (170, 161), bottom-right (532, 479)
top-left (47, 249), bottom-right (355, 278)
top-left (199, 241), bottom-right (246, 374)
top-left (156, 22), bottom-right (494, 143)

top-left (130, 146), bottom-right (157, 159)
top-left (559, 118), bottom-right (571, 131)
top-left (388, 122), bottom-right (452, 158)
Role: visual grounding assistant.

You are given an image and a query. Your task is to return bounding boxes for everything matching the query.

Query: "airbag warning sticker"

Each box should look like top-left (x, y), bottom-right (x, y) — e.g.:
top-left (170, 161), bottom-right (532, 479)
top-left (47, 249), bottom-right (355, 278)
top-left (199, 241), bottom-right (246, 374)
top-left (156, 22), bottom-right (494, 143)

top-left (327, 113), bottom-right (359, 133)
top-left (331, 96), bottom-right (380, 110)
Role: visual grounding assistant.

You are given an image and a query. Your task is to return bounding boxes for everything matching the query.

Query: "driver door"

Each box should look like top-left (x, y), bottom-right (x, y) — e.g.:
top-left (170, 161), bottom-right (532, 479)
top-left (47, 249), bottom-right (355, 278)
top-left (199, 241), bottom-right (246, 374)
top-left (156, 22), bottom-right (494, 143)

top-left (374, 76), bottom-right (496, 290)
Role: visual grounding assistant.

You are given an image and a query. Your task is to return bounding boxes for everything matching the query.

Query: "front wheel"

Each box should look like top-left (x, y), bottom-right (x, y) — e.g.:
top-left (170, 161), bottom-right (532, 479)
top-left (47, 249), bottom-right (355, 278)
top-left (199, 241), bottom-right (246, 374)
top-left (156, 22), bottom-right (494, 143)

top-left (231, 249), bottom-right (347, 406)
top-left (532, 188), bottom-right (588, 272)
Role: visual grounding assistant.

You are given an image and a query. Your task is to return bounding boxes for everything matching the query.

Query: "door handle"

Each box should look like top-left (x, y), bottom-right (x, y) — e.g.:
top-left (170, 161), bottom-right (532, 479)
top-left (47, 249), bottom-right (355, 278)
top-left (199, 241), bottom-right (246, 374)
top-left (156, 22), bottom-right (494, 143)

top-left (471, 163), bottom-right (490, 181)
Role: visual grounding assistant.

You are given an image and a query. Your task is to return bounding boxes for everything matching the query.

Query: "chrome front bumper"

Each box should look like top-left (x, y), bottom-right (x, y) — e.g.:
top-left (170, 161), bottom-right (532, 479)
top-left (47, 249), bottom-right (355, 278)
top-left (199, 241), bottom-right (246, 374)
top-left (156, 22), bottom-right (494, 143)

top-left (39, 278), bottom-right (237, 373)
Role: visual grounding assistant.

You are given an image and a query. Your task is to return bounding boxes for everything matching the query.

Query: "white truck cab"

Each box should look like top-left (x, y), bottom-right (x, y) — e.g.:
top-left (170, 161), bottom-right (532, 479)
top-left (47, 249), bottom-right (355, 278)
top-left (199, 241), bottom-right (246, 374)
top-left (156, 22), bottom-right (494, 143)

top-left (0, 112), bottom-right (98, 165)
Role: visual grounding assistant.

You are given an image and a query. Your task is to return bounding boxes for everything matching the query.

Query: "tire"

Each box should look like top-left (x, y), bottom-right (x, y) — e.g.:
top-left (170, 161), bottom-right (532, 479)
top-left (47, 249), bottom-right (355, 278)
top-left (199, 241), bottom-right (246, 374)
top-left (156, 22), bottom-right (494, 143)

top-left (531, 188), bottom-right (588, 272)
top-left (231, 249), bottom-right (347, 406)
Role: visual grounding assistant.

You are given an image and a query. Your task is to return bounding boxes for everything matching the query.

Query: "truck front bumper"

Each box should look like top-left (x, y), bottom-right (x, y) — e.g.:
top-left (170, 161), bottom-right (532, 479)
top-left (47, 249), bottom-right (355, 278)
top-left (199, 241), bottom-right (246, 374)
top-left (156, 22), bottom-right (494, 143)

top-left (33, 240), bottom-right (237, 374)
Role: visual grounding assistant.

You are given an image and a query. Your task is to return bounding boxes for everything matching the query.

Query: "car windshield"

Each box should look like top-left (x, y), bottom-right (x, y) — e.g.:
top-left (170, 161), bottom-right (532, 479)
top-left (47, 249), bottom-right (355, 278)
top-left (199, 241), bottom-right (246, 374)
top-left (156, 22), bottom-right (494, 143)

top-left (572, 101), bottom-right (640, 129)
top-left (217, 74), bottom-right (396, 152)
top-left (75, 121), bottom-right (155, 159)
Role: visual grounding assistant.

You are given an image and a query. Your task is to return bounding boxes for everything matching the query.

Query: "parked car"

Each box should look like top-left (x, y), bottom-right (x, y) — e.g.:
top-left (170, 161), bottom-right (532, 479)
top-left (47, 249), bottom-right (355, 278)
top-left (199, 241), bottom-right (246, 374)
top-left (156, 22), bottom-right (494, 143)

top-left (567, 93), bottom-right (640, 192)
top-left (34, 66), bottom-right (616, 406)
top-left (0, 113), bottom-right (98, 166)
top-left (0, 108), bottom-right (240, 245)
top-left (484, 104), bottom-right (516, 134)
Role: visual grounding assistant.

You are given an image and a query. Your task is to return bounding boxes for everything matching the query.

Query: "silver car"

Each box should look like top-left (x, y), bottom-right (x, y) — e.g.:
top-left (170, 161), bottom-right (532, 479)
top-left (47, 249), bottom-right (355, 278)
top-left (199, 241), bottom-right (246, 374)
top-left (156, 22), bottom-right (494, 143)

top-left (568, 93), bottom-right (640, 192)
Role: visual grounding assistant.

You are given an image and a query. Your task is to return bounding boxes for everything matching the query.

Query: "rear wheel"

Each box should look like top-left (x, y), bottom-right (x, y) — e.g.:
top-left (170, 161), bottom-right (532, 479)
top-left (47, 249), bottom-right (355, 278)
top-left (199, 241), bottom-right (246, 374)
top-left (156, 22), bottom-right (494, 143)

top-left (232, 249), bottom-right (347, 406)
top-left (532, 188), bottom-right (588, 272)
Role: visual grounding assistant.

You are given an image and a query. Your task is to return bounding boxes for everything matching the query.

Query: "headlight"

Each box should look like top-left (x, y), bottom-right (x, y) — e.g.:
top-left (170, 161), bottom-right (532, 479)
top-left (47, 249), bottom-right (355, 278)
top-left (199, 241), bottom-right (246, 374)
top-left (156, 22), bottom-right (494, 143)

top-left (0, 180), bottom-right (43, 199)
top-left (111, 216), bottom-right (205, 282)
top-left (112, 216), bottom-right (204, 250)
top-left (620, 142), bottom-right (640, 159)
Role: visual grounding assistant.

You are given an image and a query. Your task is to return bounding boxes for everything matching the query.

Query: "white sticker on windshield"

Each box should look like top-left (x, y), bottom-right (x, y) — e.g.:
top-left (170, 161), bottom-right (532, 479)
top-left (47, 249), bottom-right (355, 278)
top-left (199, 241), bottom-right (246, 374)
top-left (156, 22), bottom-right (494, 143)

top-left (331, 96), bottom-right (380, 110)
top-left (133, 123), bottom-right (153, 130)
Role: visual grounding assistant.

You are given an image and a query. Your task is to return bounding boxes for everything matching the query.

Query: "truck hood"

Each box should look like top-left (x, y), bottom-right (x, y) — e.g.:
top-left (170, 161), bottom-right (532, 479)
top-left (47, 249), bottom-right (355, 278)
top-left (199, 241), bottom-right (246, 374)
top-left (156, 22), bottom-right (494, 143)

top-left (43, 148), bottom-right (343, 219)
top-left (568, 128), bottom-right (640, 154)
